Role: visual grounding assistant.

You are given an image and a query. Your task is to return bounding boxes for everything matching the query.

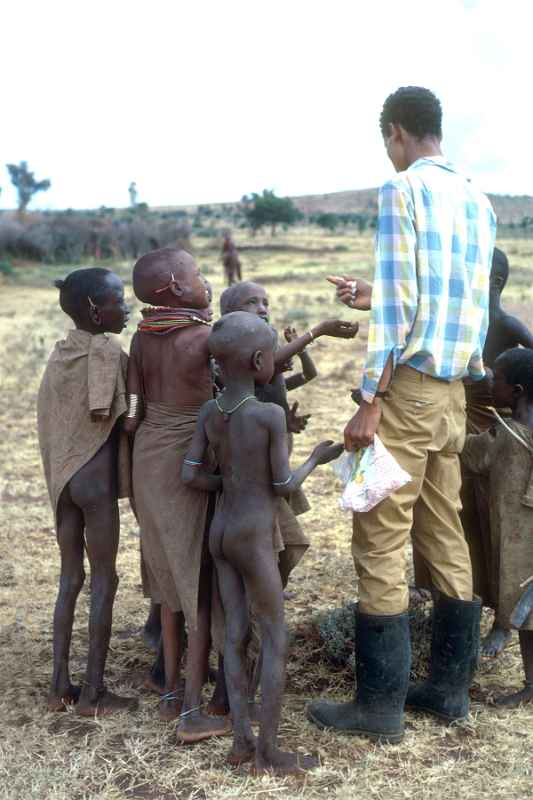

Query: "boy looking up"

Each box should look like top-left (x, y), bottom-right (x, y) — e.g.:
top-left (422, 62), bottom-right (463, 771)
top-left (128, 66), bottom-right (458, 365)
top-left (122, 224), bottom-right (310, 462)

top-left (183, 312), bottom-right (342, 774)
top-left (125, 247), bottom-right (230, 742)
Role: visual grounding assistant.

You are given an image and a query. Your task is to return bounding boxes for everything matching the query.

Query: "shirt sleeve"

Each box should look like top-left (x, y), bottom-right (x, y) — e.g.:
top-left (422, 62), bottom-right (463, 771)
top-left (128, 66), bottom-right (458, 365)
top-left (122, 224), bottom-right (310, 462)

top-left (361, 180), bottom-right (418, 402)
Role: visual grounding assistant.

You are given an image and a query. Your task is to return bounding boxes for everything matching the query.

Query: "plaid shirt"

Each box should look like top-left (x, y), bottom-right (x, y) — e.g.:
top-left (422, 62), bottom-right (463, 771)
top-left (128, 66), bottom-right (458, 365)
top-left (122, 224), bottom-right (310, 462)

top-left (362, 157), bottom-right (497, 402)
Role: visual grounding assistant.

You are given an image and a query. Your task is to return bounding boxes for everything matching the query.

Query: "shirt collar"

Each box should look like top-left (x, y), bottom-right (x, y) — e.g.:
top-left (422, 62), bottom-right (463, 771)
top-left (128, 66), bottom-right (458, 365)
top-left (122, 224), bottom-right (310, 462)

top-left (409, 156), bottom-right (458, 175)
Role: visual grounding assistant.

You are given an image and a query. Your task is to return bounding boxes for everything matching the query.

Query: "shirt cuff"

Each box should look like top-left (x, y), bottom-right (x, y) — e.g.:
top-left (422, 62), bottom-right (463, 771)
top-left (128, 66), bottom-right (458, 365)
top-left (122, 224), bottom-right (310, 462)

top-left (361, 374), bottom-right (378, 403)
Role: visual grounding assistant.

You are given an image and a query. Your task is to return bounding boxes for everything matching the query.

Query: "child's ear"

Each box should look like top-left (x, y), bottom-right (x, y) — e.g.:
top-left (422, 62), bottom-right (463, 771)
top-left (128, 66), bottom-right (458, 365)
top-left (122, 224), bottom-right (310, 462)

top-left (252, 349), bottom-right (263, 372)
top-left (169, 280), bottom-right (185, 299)
top-left (88, 297), bottom-right (102, 327)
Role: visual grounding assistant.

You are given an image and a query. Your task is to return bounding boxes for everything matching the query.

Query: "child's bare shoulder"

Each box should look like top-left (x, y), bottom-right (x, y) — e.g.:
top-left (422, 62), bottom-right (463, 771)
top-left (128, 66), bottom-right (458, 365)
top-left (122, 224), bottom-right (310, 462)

top-left (253, 398), bottom-right (286, 429)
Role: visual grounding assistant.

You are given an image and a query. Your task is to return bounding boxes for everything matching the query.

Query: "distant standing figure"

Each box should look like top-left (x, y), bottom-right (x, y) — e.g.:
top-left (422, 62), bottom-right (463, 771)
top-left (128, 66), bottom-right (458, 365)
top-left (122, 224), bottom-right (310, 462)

top-left (221, 232), bottom-right (242, 286)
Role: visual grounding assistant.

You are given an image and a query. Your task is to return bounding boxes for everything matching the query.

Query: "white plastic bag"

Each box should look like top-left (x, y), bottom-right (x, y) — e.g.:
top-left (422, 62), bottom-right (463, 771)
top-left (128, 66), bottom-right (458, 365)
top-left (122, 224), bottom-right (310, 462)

top-left (331, 436), bottom-right (411, 513)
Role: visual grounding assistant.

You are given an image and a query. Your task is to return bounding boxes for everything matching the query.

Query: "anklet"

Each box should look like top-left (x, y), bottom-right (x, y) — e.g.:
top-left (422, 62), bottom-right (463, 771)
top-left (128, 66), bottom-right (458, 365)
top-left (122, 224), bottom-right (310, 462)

top-left (179, 703), bottom-right (206, 718)
top-left (160, 690), bottom-right (180, 702)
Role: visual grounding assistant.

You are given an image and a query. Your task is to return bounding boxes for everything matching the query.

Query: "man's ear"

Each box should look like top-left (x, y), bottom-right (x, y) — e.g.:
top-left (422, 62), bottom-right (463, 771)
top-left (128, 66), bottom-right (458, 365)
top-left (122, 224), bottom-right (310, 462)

top-left (252, 349), bottom-right (264, 373)
top-left (513, 383), bottom-right (525, 399)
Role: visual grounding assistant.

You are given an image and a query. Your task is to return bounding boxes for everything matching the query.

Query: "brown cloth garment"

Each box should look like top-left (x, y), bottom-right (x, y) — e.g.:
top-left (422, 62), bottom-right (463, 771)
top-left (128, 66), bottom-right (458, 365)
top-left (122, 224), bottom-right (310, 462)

top-left (133, 402), bottom-right (210, 630)
top-left (37, 329), bottom-right (130, 517)
top-left (461, 419), bottom-right (533, 629)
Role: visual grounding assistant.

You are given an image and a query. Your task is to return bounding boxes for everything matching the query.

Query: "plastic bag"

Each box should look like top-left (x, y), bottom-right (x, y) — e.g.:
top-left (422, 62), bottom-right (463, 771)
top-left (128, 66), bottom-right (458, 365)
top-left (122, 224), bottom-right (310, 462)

top-left (331, 436), bottom-right (411, 513)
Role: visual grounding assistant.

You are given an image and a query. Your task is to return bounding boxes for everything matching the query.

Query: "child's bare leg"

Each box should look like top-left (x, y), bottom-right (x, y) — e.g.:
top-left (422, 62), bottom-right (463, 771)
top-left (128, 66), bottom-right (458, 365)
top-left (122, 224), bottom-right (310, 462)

top-left (215, 557), bottom-right (255, 764)
top-left (48, 488), bottom-right (85, 711)
top-left (245, 553), bottom-right (318, 775)
top-left (481, 616), bottom-right (512, 658)
top-left (76, 500), bottom-right (137, 715)
top-left (207, 652), bottom-right (231, 715)
top-left (177, 561), bottom-right (231, 742)
top-left (143, 602), bottom-right (162, 651)
top-left (495, 631), bottom-right (533, 707)
top-left (159, 605), bottom-right (184, 720)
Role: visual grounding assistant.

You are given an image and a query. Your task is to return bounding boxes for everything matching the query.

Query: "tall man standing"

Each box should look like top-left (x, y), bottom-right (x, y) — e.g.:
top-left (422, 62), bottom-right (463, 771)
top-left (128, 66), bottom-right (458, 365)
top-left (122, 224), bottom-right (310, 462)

top-left (308, 87), bottom-right (496, 742)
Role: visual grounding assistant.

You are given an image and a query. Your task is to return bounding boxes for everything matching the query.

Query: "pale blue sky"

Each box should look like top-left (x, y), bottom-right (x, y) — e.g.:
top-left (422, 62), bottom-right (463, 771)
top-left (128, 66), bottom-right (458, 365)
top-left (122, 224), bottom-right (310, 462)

top-left (2, 0), bottom-right (532, 210)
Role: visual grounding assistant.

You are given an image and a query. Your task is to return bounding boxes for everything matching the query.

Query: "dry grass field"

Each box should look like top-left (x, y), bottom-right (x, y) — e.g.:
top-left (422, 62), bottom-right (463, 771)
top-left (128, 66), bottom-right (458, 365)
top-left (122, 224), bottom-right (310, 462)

top-left (1, 229), bottom-right (532, 800)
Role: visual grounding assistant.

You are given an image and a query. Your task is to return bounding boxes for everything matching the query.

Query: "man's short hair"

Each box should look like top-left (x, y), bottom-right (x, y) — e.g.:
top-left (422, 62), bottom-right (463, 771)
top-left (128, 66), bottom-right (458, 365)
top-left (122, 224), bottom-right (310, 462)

top-left (380, 86), bottom-right (442, 140)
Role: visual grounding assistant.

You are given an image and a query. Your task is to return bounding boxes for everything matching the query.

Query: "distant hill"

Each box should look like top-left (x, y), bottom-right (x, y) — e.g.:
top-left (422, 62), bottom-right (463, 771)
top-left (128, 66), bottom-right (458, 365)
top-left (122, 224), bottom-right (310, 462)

top-left (162, 187), bottom-right (533, 226)
top-left (289, 188), bottom-right (533, 225)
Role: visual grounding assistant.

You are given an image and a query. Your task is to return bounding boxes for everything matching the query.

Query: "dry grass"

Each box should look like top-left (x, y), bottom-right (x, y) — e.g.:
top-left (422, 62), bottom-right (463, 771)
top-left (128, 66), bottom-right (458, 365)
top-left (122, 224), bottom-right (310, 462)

top-left (0, 231), bottom-right (532, 800)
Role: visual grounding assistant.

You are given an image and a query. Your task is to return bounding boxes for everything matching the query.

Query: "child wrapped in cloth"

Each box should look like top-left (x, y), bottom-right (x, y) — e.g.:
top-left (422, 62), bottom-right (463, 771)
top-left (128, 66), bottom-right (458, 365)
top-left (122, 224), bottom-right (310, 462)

top-left (125, 247), bottom-right (231, 740)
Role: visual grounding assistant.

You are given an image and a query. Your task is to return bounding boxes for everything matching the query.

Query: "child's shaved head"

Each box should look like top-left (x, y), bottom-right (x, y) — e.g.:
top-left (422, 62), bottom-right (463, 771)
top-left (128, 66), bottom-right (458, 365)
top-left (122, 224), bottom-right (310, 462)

top-left (220, 282), bottom-right (266, 316)
top-left (133, 247), bottom-right (208, 308)
top-left (209, 311), bottom-right (274, 365)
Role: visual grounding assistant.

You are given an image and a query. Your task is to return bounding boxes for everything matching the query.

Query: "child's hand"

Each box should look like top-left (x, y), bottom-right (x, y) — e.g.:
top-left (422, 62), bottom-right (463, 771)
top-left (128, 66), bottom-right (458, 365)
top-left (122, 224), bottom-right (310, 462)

top-left (314, 319), bottom-right (359, 339)
top-left (287, 401), bottom-right (311, 433)
top-left (311, 440), bottom-right (344, 465)
top-left (284, 325), bottom-right (298, 343)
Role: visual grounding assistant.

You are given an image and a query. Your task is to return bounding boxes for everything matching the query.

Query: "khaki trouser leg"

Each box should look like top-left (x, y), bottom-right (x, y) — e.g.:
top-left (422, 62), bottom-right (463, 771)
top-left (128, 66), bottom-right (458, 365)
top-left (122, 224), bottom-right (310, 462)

top-left (352, 366), bottom-right (473, 615)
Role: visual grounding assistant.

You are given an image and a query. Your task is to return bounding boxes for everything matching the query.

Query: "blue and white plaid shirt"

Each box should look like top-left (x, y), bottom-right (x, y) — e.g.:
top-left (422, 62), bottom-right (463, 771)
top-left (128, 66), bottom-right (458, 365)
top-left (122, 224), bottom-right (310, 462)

top-left (362, 157), bottom-right (497, 402)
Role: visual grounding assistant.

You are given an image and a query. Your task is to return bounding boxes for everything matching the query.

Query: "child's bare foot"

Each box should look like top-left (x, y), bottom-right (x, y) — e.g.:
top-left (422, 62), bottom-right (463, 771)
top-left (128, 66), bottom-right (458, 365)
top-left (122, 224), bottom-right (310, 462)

top-left (494, 684), bottom-right (533, 708)
top-left (226, 741), bottom-right (256, 766)
top-left (481, 624), bottom-right (512, 658)
top-left (207, 700), bottom-right (230, 716)
top-left (47, 684), bottom-right (81, 712)
top-left (159, 691), bottom-right (182, 721)
top-left (77, 687), bottom-right (138, 717)
top-left (251, 748), bottom-right (319, 776)
top-left (177, 710), bottom-right (232, 743)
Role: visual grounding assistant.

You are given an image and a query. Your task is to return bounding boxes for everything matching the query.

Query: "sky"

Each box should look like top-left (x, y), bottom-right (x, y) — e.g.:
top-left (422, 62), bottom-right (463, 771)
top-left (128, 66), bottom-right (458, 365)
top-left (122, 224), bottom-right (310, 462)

top-left (2, 0), bottom-right (533, 211)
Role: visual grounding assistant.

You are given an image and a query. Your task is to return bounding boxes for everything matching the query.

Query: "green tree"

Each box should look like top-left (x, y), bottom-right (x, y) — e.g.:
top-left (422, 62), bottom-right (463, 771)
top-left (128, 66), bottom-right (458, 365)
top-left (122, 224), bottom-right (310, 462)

top-left (314, 212), bottom-right (340, 232)
top-left (7, 161), bottom-right (51, 217)
top-left (243, 190), bottom-right (302, 235)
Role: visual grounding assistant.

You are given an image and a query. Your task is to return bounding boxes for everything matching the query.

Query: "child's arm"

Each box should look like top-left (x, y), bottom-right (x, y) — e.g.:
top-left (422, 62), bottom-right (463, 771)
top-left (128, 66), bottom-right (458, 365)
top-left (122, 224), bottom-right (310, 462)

top-left (124, 333), bottom-right (143, 435)
top-left (268, 405), bottom-right (342, 496)
top-left (181, 403), bottom-right (222, 493)
top-left (283, 325), bottom-right (318, 391)
top-left (274, 319), bottom-right (358, 369)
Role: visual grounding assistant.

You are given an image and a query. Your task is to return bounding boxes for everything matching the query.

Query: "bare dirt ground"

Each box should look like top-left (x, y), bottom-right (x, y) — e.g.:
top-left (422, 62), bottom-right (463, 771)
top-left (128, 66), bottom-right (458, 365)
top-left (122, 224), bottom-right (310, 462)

top-left (1, 230), bottom-right (532, 799)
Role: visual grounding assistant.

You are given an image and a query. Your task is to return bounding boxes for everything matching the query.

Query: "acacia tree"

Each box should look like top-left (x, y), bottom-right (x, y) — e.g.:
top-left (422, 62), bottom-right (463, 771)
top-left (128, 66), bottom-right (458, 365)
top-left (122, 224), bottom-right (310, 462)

top-left (243, 189), bottom-right (302, 235)
top-left (7, 161), bottom-right (51, 217)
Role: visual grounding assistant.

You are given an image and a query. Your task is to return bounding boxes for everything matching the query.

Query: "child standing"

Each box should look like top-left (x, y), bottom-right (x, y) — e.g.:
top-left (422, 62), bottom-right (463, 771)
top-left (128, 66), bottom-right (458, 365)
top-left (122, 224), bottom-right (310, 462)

top-left (461, 347), bottom-right (533, 707)
top-left (125, 247), bottom-right (230, 741)
top-left (183, 311), bottom-right (342, 773)
top-left (38, 268), bottom-right (136, 716)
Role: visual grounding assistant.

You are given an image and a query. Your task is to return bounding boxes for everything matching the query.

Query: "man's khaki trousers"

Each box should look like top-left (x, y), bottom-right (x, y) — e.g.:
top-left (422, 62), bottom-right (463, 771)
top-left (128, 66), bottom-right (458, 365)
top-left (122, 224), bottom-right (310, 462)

top-left (352, 366), bottom-right (474, 615)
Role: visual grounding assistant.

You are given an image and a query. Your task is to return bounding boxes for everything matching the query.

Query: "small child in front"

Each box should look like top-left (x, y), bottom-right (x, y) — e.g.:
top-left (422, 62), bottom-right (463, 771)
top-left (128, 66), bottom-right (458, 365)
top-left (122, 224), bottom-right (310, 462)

top-left (37, 268), bottom-right (136, 716)
top-left (461, 347), bottom-right (533, 707)
top-left (183, 312), bottom-right (342, 774)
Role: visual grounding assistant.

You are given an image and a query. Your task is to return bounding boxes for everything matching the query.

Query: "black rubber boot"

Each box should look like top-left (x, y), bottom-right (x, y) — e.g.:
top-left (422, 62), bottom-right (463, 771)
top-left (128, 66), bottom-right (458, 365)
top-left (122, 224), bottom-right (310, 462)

top-left (306, 609), bottom-right (410, 743)
top-left (406, 592), bottom-right (481, 722)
